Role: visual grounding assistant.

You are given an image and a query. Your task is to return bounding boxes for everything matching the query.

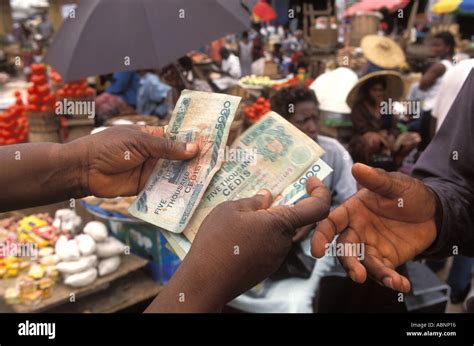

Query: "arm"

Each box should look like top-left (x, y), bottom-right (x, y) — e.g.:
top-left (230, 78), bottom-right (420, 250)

top-left (310, 70), bottom-right (474, 292)
top-left (106, 71), bottom-right (132, 95)
top-left (419, 63), bottom-right (446, 90)
top-left (0, 126), bottom-right (198, 213)
top-left (145, 179), bottom-right (331, 312)
top-left (412, 69), bottom-right (474, 258)
top-left (0, 142), bottom-right (83, 212)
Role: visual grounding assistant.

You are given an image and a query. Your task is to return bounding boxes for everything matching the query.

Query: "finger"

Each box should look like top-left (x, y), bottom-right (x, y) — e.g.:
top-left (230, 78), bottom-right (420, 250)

top-left (334, 228), bottom-right (367, 284)
top-left (339, 255), bottom-right (367, 284)
top-left (351, 163), bottom-right (406, 198)
top-left (311, 205), bottom-right (350, 258)
top-left (140, 135), bottom-right (199, 161)
top-left (230, 189), bottom-right (273, 211)
top-left (363, 255), bottom-right (411, 293)
top-left (292, 223), bottom-right (314, 243)
top-left (139, 125), bottom-right (166, 137)
top-left (270, 177), bottom-right (331, 230)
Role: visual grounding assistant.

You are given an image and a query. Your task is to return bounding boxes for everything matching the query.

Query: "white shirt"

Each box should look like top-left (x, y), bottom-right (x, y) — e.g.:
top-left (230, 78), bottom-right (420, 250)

top-left (221, 54), bottom-right (241, 79)
top-left (432, 60), bottom-right (474, 132)
top-left (423, 59), bottom-right (453, 112)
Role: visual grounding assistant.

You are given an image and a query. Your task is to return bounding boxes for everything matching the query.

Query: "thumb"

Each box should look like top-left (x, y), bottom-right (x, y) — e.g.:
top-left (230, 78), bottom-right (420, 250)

top-left (140, 134), bottom-right (199, 161)
top-left (351, 163), bottom-right (406, 198)
top-left (230, 189), bottom-right (273, 211)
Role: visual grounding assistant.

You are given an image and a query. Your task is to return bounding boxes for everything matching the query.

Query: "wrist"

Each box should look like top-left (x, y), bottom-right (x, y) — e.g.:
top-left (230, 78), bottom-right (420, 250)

top-left (54, 141), bottom-right (89, 199)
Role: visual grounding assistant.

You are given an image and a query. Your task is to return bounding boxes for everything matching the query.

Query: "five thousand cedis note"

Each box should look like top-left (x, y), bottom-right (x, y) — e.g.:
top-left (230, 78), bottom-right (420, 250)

top-left (182, 111), bottom-right (328, 243)
top-left (129, 90), bottom-right (241, 233)
top-left (158, 111), bottom-right (333, 258)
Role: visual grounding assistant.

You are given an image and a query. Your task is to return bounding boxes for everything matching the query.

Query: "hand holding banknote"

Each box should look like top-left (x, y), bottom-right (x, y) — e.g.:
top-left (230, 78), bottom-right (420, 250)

top-left (145, 177), bottom-right (330, 312)
top-left (67, 125), bottom-right (199, 198)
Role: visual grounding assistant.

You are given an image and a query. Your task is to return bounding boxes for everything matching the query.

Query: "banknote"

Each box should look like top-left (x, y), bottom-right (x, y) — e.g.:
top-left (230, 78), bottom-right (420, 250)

top-left (162, 158), bottom-right (333, 259)
top-left (129, 90), bottom-right (241, 233)
top-left (182, 111), bottom-right (327, 242)
top-left (271, 159), bottom-right (333, 207)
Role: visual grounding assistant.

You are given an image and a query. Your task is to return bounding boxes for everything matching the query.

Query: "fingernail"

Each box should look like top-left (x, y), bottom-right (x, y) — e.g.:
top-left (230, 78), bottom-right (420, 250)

top-left (349, 271), bottom-right (356, 282)
top-left (256, 189), bottom-right (269, 196)
top-left (186, 143), bottom-right (198, 154)
top-left (382, 277), bottom-right (393, 289)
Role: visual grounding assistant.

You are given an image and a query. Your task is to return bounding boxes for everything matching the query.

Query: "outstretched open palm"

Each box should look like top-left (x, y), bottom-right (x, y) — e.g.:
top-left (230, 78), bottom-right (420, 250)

top-left (311, 163), bottom-right (438, 292)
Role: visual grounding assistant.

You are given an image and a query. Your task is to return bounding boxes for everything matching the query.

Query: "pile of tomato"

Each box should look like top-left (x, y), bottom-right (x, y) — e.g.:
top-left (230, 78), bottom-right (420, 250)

top-left (56, 79), bottom-right (95, 99)
top-left (26, 64), bottom-right (56, 113)
top-left (244, 97), bottom-right (271, 122)
top-left (0, 92), bottom-right (28, 145)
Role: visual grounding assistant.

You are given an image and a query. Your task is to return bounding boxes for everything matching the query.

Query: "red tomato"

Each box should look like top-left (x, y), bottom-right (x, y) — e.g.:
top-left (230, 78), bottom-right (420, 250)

top-left (36, 85), bottom-right (51, 96)
top-left (40, 105), bottom-right (50, 113)
top-left (28, 94), bottom-right (40, 105)
top-left (31, 74), bottom-right (47, 85)
top-left (257, 97), bottom-right (266, 105)
top-left (31, 64), bottom-right (46, 74)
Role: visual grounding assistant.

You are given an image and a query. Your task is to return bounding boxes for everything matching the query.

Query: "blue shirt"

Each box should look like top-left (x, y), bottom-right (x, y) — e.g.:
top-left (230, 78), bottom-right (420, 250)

top-left (106, 71), bottom-right (140, 107)
top-left (137, 73), bottom-right (171, 118)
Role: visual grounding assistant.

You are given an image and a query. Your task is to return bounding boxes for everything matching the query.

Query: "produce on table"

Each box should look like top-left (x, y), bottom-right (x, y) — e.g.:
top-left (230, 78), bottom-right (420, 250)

top-left (98, 256), bottom-right (121, 277)
top-left (239, 75), bottom-right (274, 87)
top-left (0, 91), bottom-right (28, 145)
top-left (96, 237), bottom-right (126, 258)
top-left (1, 211), bottom-right (125, 304)
top-left (55, 79), bottom-right (94, 100)
top-left (26, 64), bottom-right (56, 114)
top-left (244, 96), bottom-right (271, 122)
top-left (76, 234), bottom-right (97, 256)
top-left (83, 221), bottom-right (108, 242)
top-left (64, 267), bottom-right (98, 287)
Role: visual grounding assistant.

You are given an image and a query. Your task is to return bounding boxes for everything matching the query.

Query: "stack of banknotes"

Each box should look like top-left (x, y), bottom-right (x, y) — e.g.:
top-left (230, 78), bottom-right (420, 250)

top-left (129, 90), bottom-right (333, 259)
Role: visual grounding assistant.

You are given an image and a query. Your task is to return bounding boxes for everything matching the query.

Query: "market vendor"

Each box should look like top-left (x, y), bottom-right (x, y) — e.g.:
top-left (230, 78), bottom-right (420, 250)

top-left (347, 71), bottom-right (421, 169)
top-left (0, 125), bottom-right (331, 313)
top-left (212, 47), bottom-right (242, 91)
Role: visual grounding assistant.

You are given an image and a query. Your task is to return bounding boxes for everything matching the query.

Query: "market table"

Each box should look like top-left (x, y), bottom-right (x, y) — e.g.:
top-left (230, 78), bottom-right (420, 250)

top-left (0, 254), bottom-right (155, 313)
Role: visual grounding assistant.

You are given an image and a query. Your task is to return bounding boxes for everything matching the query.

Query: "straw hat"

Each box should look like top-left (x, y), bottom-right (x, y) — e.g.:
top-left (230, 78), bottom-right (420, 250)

top-left (361, 35), bottom-right (405, 69)
top-left (346, 71), bottom-right (404, 109)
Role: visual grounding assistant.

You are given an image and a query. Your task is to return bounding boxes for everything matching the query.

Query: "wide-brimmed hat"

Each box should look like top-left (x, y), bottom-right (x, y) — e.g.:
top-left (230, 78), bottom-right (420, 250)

top-left (361, 35), bottom-right (405, 69)
top-left (346, 70), bottom-right (404, 109)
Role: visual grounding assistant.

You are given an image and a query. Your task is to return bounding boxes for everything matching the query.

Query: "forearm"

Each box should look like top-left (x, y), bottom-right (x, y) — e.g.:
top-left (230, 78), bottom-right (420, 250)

top-left (144, 258), bottom-right (228, 313)
top-left (419, 179), bottom-right (474, 259)
top-left (0, 142), bottom-right (85, 212)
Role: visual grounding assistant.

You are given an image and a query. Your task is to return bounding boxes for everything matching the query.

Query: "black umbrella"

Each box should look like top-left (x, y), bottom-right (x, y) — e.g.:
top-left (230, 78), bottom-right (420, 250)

top-left (45, 0), bottom-right (257, 82)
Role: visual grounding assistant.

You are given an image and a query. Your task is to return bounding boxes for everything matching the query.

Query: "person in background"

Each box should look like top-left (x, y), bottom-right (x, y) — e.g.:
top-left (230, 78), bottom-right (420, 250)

top-left (37, 12), bottom-right (54, 43)
top-left (238, 31), bottom-right (253, 76)
top-left (136, 70), bottom-right (172, 119)
top-left (251, 32), bottom-right (266, 75)
top-left (416, 31), bottom-right (455, 150)
top-left (106, 71), bottom-right (140, 108)
top-left (229, 86), bottom-right (357, 313)
top-left (425, 59), bottom-right (474, 307)
top-left (212, 47), bottom-right (241, 91)
top-left (347, 72), bottom-right (420, 169)
top-left (220, 47), bottom-right (241, 79)
top-left (431, 59), bottom-right (474, 132)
